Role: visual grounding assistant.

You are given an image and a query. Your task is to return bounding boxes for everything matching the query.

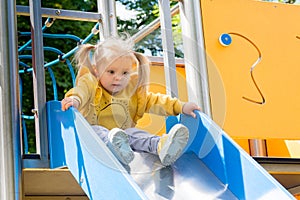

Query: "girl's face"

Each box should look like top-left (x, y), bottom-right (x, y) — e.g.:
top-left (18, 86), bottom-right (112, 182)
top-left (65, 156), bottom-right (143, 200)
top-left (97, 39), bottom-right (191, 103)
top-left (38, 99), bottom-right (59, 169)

top-left (99, 55), bottom-right (134, 95)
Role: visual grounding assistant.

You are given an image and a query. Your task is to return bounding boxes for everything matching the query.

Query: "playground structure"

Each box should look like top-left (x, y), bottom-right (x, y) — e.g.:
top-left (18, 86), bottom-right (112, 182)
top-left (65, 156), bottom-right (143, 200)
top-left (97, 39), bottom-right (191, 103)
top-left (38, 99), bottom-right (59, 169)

top-left (1, 0), bottom-right (300, 199)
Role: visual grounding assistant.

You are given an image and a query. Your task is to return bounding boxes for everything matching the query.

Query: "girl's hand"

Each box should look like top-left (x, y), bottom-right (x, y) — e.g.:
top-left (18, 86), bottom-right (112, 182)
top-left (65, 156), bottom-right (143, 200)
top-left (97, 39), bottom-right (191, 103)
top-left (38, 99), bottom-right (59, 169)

top-left (182, 102), bottom-right (201, 118)
top-left (61, 97), bottom-right (80, 111)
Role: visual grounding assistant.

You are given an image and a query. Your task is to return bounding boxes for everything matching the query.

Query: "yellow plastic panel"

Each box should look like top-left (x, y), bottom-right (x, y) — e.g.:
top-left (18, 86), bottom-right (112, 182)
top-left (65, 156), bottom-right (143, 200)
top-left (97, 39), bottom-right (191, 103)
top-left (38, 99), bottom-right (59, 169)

top-left (201, 0), bottom-right (300, 139)
top-left (266, 139), bottom-right (292, 157)
top-left (234, 138), bottom-right (250, 154)
top-left (267, 139), bottom-right (300, 158)
top-left (136, 64), bottom-right (188, 136)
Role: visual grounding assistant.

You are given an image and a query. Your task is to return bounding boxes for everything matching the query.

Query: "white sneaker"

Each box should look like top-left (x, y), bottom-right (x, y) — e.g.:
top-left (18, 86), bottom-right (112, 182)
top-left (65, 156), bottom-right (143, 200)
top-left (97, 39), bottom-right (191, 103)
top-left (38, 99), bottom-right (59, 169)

top-left (157, 124), bottom-right (189, 166)
top-left (107, 128), bottom-right (134, 165)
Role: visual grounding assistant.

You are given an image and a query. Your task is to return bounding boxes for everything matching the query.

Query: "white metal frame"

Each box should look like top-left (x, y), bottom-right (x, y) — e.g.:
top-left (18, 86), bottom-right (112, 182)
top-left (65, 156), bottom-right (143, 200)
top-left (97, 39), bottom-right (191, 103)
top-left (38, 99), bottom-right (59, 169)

top-left (178, 0), bottom-right (211, 116)
top-left (28, 0), bottom-right (49, 168)
top-left (0, 0), bottom-right (22, 199)
top-left (158, 0), bottom-right (178, 97)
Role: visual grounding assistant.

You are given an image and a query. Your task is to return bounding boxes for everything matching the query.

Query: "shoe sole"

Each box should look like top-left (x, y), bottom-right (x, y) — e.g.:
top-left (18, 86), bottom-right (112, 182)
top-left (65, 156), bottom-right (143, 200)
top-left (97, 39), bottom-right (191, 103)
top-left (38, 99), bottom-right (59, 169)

top-left (159, 124), bottom-right (189, 166)
top-left (107, 128), bottom-right (134, 165)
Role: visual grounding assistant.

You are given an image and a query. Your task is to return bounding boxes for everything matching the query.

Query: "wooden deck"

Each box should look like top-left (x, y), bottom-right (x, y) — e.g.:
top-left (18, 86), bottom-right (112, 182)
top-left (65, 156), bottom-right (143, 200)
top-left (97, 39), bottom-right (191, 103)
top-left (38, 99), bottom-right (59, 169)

top-left (23, 168), bottom-right (88, 200)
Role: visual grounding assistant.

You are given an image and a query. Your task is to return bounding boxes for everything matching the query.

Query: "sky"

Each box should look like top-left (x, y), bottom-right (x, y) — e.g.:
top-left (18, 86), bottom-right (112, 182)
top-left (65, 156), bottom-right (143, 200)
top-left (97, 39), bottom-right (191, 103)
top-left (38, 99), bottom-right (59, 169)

top-left (115, 1), bottom-right (139, 20)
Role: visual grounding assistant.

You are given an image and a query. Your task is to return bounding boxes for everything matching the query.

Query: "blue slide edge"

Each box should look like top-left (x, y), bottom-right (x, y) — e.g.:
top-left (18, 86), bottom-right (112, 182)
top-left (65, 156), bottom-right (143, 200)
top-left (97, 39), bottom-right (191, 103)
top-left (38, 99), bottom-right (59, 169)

top-left (179, 111), bottom-right (295, 200)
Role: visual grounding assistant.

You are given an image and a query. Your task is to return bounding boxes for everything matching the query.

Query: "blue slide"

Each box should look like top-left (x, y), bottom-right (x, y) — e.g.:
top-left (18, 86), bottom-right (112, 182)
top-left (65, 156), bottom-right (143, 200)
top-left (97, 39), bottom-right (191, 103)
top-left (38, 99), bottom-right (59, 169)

top-left (47, 100), bottom-right (295, 200)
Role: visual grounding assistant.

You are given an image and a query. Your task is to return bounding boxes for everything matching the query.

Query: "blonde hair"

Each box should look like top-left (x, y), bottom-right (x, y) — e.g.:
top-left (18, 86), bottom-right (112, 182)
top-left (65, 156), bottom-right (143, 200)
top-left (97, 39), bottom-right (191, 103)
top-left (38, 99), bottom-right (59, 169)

top-left (74, 34), bottom-right (149, 89)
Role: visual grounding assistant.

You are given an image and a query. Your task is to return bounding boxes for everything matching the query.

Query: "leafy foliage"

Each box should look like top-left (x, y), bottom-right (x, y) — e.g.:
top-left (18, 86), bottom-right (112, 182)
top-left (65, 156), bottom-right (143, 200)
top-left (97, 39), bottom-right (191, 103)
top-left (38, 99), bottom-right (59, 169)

top-left (117, 0), bottom-right (183, 57)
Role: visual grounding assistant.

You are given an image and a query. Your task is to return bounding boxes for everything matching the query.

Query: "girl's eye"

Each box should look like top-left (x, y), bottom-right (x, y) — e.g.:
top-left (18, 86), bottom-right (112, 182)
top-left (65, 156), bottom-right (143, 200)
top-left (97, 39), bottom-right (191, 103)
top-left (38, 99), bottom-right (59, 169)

top-left (123, 71), bottom-right (129, 75)
top-left (108, 70), bottom-right (115, 74)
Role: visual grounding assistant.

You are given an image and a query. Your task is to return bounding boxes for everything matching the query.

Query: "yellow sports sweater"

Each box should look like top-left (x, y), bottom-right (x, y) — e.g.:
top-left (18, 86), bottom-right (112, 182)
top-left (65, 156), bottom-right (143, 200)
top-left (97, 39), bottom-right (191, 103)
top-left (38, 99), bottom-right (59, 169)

top-left (65, 67), bottom-right (184, 130)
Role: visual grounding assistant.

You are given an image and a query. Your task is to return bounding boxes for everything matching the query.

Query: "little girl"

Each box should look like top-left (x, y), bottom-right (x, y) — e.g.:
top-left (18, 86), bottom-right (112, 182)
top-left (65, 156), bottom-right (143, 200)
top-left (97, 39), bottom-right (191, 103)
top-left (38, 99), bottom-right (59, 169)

top-left (61, 35), bottom-right (201, 166)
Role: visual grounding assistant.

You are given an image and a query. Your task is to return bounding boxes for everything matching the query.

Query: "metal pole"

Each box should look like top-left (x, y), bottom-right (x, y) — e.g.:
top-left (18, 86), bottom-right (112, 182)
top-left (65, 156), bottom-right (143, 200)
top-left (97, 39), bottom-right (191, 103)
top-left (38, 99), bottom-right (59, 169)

top-left (28, 0), bottom-right (49, 167)
top-left (0, 0), bottom-right (22, 199)
top-left (108, 0), bottom-right (117, 36)
top-left (97, 0), bottom-right (117, 39)
top-left (158, 0), bottom-right (178, 97)
top-left (179, 0), bottom-right (211, 116)
top-left (249, 139), bottom-right (267, 157)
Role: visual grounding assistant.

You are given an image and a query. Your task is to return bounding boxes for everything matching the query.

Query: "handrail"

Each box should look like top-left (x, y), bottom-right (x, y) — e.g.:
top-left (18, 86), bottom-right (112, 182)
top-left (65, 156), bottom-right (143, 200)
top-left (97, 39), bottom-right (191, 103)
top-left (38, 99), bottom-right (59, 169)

top-left (132, 3), bottom-right (179, 43)
top-left (16, 5), bottom-right (101, 22)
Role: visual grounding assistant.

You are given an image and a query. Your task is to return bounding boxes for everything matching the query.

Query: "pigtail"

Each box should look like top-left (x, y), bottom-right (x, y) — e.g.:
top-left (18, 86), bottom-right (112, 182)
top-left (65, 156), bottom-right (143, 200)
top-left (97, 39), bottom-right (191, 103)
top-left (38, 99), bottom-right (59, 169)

top-left (74, 44), bottom-right (98, 77)
top-left (133, 52), bottom-right (150, 90)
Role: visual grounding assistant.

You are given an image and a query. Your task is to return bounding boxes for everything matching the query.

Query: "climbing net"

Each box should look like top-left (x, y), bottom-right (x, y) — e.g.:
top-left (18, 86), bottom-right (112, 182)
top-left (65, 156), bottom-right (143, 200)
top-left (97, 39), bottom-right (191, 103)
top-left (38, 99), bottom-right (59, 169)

top-left (18, 18), bottom-right (99, 154)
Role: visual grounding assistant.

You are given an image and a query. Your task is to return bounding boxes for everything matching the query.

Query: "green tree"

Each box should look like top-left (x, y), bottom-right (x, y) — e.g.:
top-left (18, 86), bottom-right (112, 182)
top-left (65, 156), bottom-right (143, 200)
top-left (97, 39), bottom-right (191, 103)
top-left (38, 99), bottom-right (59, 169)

top-left (117, 0), bottom-right (183, 57)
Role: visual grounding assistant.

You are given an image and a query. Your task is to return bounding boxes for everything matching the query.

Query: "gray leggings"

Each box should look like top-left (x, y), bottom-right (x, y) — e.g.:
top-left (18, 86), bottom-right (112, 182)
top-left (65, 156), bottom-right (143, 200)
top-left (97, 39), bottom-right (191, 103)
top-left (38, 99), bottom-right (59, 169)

top-left (92, 125), bottom-right (160, 155)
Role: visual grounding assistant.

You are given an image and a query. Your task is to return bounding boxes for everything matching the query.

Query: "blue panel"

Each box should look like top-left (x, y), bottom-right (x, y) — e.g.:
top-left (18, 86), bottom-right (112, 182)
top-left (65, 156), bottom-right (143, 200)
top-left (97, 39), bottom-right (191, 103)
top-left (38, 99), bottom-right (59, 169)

top-left (180, 112), bottom-right (227, 183)
top-left (165, 115), bottom-right (180, 133)
top-left (223, 135), bottom-right (245, 199)
top-left (47, 101), bottom-right (67, 168)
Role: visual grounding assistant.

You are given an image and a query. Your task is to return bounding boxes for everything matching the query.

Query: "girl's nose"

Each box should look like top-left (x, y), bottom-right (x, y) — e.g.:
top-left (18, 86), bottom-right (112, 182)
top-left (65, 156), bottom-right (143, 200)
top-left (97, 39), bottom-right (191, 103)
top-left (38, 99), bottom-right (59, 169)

top-left (114, 74), bottom-right (122, 81)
